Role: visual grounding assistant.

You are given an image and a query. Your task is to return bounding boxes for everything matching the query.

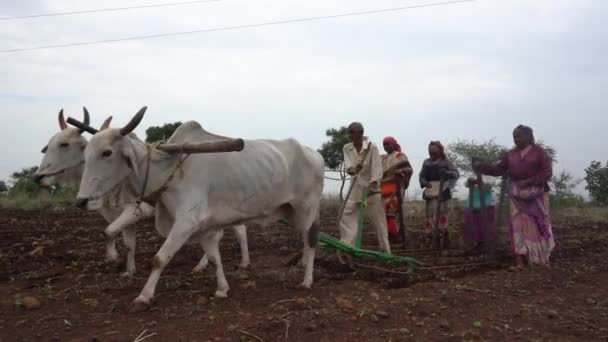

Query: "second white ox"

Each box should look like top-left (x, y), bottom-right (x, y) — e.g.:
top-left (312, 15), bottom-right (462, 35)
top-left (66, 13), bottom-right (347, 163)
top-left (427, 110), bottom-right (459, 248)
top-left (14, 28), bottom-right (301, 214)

top-left (76, 107), bottom-right (324, 311)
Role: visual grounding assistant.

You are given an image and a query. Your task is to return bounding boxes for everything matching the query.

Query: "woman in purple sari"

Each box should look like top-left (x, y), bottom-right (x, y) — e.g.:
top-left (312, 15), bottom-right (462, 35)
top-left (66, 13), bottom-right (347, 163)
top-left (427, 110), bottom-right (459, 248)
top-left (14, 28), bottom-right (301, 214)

top-left (473, 125), bottom-right (555, 268)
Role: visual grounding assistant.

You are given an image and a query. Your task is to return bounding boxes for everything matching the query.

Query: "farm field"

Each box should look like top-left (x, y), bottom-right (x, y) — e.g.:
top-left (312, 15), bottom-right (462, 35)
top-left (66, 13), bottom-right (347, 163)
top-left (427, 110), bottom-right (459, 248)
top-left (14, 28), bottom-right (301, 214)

top-left (1, 207), bottom-right (607, 342)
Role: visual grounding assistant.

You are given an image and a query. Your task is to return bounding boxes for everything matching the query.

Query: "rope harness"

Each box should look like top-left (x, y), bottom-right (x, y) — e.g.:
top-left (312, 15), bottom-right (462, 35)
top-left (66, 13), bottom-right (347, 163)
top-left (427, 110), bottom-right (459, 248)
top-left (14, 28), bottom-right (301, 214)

top-left (134, 144), bottom-right (191, 213)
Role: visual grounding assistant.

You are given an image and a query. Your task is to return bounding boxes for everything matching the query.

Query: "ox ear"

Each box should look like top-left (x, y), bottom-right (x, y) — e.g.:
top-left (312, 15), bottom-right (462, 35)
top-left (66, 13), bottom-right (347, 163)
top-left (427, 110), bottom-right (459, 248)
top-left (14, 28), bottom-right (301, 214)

top-left (58, 109), bottom-right (67, 130)
top-left (100, 116), bottom-right (113, 131)
top-left (121, 138), bottom-right (140, 178)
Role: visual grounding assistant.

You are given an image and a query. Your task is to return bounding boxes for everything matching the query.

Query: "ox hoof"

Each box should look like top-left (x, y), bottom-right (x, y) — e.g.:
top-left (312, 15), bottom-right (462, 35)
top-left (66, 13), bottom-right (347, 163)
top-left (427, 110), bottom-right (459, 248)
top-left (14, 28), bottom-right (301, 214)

top-left (214, 290), bottom-right (229, 298)
top-left (106, 253), bottom-right (120, 264)
top-left (192, 261), bottom-right (209, 274)
top-left (191, 265), bottom-right (208, 274)
top-left (298, 283), bottom-right (312, 290)
top-left (129, 298), bottom-right (151, 313)
top-left (120, 271), bottom-right (135, 280)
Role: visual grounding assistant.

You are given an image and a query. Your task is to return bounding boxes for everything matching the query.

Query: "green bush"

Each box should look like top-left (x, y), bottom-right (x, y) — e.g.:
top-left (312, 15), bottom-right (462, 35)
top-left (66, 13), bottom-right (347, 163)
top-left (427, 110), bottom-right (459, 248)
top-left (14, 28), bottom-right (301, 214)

top-left (550, 193), bottom-right (587, 209)
top-left (0, 186), bottom-right (76, 210)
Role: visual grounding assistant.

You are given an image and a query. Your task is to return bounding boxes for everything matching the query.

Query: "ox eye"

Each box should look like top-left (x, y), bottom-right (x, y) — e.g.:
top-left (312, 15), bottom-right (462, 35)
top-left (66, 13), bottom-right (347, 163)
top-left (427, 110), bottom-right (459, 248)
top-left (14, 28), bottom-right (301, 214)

top-left (102, 150), bottom-right (113, 158)
top-left (60, 142), bottom-right (69, 148)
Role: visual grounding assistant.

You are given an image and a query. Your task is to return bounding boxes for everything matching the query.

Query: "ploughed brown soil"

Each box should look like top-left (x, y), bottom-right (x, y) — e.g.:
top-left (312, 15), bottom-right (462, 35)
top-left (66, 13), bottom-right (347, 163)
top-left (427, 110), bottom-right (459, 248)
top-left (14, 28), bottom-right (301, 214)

top-left (1, 208), bottom-right (607, 341)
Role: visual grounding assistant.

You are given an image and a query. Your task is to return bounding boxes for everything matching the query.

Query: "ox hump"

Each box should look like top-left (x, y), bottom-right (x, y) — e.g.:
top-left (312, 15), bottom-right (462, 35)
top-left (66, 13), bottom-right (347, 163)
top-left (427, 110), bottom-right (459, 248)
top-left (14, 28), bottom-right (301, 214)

top-left (168, 121), bottom-right (235, 144)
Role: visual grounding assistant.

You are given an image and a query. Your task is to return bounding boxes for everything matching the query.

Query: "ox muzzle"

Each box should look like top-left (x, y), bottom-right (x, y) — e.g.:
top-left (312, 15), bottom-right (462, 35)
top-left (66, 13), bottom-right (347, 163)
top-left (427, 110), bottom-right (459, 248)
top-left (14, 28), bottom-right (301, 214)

top-left (32, 173), bottom-right (45, 185)
top-left (75, 197), bottom-right (89, 210)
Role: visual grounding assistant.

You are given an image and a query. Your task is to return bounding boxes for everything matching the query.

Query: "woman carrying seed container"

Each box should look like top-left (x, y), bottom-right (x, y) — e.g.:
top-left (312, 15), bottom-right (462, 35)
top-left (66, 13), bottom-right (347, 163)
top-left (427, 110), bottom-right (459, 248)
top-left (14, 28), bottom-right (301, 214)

top-left (419, 141), bottom-right (459, 248)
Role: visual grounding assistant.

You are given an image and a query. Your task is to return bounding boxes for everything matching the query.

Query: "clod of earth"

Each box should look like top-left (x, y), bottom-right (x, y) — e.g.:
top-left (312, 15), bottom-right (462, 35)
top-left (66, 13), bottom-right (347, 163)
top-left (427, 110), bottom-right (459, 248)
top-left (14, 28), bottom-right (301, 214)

top-left (240, 281), bottom-right (256, 290)
top-left (439, 319), bottom-right (451, 330)
top-left (28, 246), bottom-right (44, 257)
top-left (41, 240), bottom-right (55, 247)
top-left (336, 296), bottom-right (355, 310)
top-left (376, 310), bottom-right (389, 319)
top-left (196, 296), bottom-right (208, 306)
top-left (293, 297), bottom-right (307, 310)
top-left (546, 310), bottom-right (559, 319)
top-left (20, 296), bottom-right (41, 310)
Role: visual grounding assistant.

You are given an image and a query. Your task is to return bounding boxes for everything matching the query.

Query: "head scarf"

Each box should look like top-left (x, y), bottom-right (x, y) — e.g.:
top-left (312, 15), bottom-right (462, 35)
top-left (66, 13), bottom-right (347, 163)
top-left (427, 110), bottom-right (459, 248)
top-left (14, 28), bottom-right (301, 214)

top-left (515, 124), bottom-right (536, 144)
top-left (383, 136), bottom-right (401, 152)
top-left (429, 140), bottom-right (446, 159)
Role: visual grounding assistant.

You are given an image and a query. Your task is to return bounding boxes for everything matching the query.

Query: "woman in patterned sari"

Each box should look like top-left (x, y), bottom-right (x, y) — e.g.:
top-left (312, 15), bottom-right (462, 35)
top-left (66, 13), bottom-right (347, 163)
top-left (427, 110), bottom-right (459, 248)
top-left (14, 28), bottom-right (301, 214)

top-left (474, 125), bottom-right (555, 268)
top-left (380, 137), bottom-right (412, 242)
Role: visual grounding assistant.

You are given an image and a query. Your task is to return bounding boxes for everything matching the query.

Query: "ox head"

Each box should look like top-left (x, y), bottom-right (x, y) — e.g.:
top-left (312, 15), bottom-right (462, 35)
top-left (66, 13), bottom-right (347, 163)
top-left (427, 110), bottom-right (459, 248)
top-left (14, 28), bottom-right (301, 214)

top-left (34, 108), bottom-right (94, 188)
top-left (76, 107), bottom-right (147, 210)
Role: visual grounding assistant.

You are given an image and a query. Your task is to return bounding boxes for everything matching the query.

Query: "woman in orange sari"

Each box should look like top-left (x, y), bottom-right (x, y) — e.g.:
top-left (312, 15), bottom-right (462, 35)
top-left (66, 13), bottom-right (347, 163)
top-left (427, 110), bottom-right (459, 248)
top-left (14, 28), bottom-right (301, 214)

top-left (380, 137), bottom-right (412, 242)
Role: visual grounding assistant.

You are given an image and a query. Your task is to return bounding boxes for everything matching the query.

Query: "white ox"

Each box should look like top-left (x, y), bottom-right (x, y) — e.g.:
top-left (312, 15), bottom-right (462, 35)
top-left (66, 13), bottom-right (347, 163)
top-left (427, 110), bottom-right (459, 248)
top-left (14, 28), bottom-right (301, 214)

top-left (76, 107), bottom-right (324, 312)
top-left (34, 109), bottom-right (250, 278)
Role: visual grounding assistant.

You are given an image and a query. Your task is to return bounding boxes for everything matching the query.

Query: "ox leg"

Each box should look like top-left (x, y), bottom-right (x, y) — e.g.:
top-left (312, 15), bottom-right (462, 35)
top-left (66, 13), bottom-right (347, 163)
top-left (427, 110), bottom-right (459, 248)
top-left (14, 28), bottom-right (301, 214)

top-left (105, 204), bottom-right (141, 238)
top-left (105, 238), bottom-right (120, 263)
top-left (296, 211), bottom-right (319, 289)
top-left (200, 229), bottom-right (230, 298)
top-left (121, 227), bottom-right (137, 278)
top-left (301, 224), bottom-right (318, 288)
top-left (192, 228), bottom-right (225, 273)
top-left (104, 203), bottom-right (150, 265)
top-left (131, 219), bottom-right (198, 312)
top-left (233, 224), bottom-right (250, 269)
top-left (105, 203), bottom-right (154, 237)
top-left (192, 254), bottom-right (209, 273)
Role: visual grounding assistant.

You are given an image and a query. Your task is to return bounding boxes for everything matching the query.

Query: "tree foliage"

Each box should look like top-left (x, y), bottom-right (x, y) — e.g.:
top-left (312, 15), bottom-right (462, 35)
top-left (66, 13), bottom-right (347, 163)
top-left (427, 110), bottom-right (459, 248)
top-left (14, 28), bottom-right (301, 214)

top-left (536, 140), bottom-right (557, 164)
top-left (447, 139), bottom-right (559, 197)
top-left (317, 126), bottom-right (349, 200)
top-left (0, 181), bottom-right (7, 193)
top-left (585, 161), bottom-right (608, 205)
top-left (551, 170), bottom-right (582, 197)
top-left (9, 166), bottom-right (40, 195)
top-left (446, 139), bottom-right (508, 175)
top-left (549, 170), bottom-right (585, 208)
top-left (447, 139), bottom-right (557, 175)
top-left (318, 127), bottom-right (349, 170)
top-left (145, 122), bottom-right (182, 143)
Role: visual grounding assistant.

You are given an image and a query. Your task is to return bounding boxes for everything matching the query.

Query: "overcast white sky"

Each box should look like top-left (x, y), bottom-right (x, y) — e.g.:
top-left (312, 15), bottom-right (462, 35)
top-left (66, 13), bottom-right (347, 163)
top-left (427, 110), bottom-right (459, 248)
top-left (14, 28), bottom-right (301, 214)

top-left (0, 0), bottom-right (605, 197)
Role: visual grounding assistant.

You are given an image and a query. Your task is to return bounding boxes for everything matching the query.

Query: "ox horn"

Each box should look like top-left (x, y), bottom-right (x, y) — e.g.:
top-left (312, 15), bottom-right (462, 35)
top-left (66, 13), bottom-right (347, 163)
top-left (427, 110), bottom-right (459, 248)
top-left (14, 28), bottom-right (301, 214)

top-left (79, 107), bottom-right (91, 134)
top-left (67, 117), bottom-right (99, 135)
top-left (58, 109), bottom-right (67, 130)
top-left (120, 106), bottom-right (147, 136)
